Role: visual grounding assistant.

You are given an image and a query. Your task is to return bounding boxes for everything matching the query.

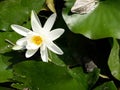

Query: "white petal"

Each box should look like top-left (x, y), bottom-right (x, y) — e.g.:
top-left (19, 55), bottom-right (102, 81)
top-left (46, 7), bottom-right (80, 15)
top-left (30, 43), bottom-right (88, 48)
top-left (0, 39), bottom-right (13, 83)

top-left (40, 44), bottom-right (48, 62)
top-left (12, 45), bottom-right (24, 50)
top-left (16, 38), bottom-right (26, 46)
top-left (11, 25), bottom-right (31, 36)
top-left (26, 43), bottom-right (40, 50)
top-left (25, 49), bottom-right (38, 58)
top-left (49, 28), bottom-right (64, 40)
top-left (46, 41), bottom-right (63, 55)
top-left (31, 10), bottom-right (42, 33)
top-left (43, 13), bottom-right (56, 31)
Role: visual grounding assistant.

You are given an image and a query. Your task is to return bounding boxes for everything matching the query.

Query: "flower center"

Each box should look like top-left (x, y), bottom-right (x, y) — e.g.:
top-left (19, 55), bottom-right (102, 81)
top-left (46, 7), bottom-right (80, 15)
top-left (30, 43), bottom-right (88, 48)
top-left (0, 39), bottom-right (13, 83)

top-left (31, 36), bottom-right (43, 45)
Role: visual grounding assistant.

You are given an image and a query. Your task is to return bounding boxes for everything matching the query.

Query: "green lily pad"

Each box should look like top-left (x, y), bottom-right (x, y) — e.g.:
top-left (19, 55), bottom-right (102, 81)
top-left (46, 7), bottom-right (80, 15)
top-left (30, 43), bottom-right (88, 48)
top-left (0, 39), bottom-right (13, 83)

top-left (93, 81), bottom-right (117, 90)
top-left (0, 0), bottom-right (44, 31)
top-left (48, 50), bottom-right (65, 66)
top-left (0, 54), bottom-right (13, 82)
top-left (68, 66), bottom-right (100, 90)
top-left (108, 39), bottom-right (120, 80)
top-left (0, 32), bottom-right (21, 54)
top-left (63, 0), bottom-right (120, 39)
top-left (12, 61), bottom-right (80, 90)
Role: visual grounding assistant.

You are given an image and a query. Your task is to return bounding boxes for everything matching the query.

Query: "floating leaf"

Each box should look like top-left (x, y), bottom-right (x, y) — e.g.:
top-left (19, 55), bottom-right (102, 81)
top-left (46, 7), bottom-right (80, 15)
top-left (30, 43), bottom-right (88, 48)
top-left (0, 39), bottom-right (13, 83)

top-left (93, 81), bottom-right (117, 90)
top-left (68, 66), bottom-right (100, 90)
top-left (48, 50), bottom-right (65, 66)
top-left (63, 0), bottom-right (120, 39)
top-left (0, 0), bottom-right (44, 31)
top-left (12, 61), bottom-right (80, 90)
top-left (0, 32), bottom-right (21, 54)
top-left (0, 54), bottom-right (13, 82)
top-left (108, 39), bottom-right (120, 80)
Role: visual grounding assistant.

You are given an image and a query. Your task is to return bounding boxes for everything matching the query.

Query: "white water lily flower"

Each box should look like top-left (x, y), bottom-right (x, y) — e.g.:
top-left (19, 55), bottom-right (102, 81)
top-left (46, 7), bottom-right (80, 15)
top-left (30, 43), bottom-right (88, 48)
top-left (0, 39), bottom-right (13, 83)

top-left (11, 10), bottom-right (64, 62)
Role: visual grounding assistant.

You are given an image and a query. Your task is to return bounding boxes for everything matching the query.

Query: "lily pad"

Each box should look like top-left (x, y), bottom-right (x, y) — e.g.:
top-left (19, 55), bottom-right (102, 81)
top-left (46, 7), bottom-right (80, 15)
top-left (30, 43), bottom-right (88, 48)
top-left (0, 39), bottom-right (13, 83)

top-left (48, 50), bottom-right (65, 66)
top-left (63, 0), bottom-right (120, 39)
top-left (0, 32), bottom-right (21, 54)
top-left (0, 54), bottom-right (13, 82)
top-left (68, 66), bottom-right (100, 90)
top-left (108, 39), bottom-right (120, 80)
top-left (12, 61), bottom-right (80, 90)
top-left (0, 0), bottom-right (44, 31)
top-left (93, 81), bottom-right (117, 90)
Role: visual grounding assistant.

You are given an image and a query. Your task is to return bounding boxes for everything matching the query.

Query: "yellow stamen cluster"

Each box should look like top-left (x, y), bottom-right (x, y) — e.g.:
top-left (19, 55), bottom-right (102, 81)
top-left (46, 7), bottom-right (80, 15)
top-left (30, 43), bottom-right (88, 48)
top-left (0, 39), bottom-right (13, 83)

top-left (32, 36), bottom-right (42, 45)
